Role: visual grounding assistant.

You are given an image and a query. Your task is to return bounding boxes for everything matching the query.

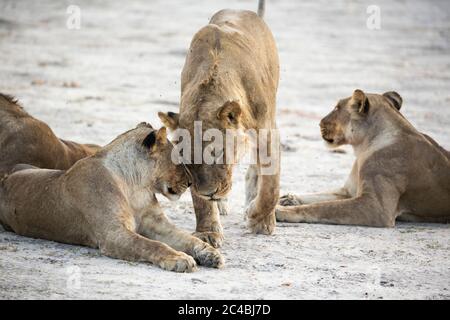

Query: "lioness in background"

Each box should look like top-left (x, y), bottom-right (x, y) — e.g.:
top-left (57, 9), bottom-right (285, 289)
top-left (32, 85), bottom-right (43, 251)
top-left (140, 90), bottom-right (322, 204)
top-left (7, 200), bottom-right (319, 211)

top-left (159, 0), bottom-right (280, 247)
top-left (0, 94), bottom-right (100, 176)
top-left (277, 90), bottom-right (450, 227)
top-left (0, 123), bottom-right (224, 272)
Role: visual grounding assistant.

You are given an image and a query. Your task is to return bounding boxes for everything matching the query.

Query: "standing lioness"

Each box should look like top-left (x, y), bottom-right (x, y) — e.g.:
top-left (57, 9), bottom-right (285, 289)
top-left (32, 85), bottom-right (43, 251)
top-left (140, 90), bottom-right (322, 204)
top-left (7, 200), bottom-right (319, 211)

top-left (0, 123), bottom-right (223, 272)
top-left (277, 90), bottom-right (450, 227)
top-left (159, 0), bottom-right (280, 247)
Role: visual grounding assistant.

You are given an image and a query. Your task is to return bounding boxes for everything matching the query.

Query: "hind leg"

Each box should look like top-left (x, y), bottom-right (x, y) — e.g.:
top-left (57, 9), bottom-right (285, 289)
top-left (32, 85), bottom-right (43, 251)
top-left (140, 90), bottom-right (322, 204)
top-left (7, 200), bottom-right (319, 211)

top-left (245, 164), bottom-right (258, 207)
top-left (246, 131), bottom-right (280, 235)
top-left (217, 199), bottom-right (229, 216)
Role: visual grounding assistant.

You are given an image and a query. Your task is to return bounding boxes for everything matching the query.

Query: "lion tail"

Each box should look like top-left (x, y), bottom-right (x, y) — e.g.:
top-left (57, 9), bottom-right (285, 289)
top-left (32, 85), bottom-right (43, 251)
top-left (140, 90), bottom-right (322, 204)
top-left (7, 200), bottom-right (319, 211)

top-left (257, 0), bottom-right (265, 18)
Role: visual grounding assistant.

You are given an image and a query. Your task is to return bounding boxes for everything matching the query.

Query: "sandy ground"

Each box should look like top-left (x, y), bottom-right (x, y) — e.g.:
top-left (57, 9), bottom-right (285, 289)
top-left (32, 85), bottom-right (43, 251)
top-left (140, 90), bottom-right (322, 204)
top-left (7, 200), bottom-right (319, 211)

top-left (0, 0), bottom-right (449, 299)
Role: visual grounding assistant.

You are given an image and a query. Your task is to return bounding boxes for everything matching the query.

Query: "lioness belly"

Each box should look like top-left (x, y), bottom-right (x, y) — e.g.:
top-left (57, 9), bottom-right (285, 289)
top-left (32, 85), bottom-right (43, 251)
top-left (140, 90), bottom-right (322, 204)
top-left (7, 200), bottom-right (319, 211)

top-left (0, 170), bottom-right (96, 247)
top-left (397, 187), bottom-right (450, 222)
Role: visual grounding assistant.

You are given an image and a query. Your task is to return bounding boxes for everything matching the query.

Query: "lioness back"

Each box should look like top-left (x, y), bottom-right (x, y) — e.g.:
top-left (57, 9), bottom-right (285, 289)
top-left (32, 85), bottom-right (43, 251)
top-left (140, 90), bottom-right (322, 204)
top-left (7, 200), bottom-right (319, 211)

top-left (211, 9), bottom-right (279, 104)
top-left (0, 94), bottom-right (100, 176)
top-left (181, 9), bottom-right (279, 121)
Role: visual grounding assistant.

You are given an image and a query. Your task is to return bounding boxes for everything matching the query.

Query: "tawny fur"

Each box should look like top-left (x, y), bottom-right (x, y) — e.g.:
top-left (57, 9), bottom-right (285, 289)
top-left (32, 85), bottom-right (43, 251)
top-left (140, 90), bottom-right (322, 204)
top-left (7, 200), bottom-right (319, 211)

top-left (277, 90), bottom-right (450, 227)
top-left (0, 94), bottom-right (100, 175)
top-left (159, 8), bottom-right (280, 247)
top-left (0, 124), bottom-right (224, 272)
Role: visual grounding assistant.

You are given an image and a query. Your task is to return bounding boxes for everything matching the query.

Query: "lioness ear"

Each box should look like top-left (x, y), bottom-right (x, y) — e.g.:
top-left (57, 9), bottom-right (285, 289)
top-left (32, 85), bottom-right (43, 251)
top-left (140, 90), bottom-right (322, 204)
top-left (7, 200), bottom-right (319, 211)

top-left (155, 127), bottom-right (167, 145)
top-left (217, 101), bottom-right (242, 125)
top-left (351, 89), bottom-right (369, 114)
top-left (383, 91), bottom-right (403, 111)
top-left (143, 131), bottom-right (156, 149)
top-left (158, 111), bottom-right (179, 130)
top-left (143, 127), bottom-right (167, 150)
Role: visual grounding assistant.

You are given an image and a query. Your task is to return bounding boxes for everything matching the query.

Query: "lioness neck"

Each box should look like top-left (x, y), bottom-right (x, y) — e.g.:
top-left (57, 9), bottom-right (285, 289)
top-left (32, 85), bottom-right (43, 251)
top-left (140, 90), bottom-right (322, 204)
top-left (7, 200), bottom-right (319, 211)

top-left (101, 141), bottom-right (153, 188)
top-left (351, 108), bottom-right (406, 157)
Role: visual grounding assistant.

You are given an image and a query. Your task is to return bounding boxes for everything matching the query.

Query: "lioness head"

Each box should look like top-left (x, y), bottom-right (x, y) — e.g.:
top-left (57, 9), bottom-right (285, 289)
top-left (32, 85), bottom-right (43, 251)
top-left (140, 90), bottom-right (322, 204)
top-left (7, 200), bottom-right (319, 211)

top-left (109, 123), bottom-right (191, 201)
top-left (320, 89), bottom-right (403, 147)
top-left (158, 100), bottom-right (245, 201)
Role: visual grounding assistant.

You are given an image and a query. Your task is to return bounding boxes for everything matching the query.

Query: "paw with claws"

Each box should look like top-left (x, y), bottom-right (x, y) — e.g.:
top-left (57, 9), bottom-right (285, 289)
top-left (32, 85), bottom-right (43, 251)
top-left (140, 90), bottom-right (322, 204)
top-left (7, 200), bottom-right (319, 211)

top-left (279, 193), bottom-right (303, 206)
top-left (158, 252), bottom-right (197, 273)
top-left (192, 242), bottom-right (225, 268)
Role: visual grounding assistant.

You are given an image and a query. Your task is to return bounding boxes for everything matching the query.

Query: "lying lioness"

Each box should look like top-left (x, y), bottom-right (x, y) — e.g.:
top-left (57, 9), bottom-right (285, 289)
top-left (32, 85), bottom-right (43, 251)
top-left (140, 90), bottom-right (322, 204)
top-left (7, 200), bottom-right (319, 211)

top-left (0, 123), bottom-right (224, 272)
top-left (0, 94), bottom-right (100, 176)
top-left (277, 90), bottom-right (450, 227)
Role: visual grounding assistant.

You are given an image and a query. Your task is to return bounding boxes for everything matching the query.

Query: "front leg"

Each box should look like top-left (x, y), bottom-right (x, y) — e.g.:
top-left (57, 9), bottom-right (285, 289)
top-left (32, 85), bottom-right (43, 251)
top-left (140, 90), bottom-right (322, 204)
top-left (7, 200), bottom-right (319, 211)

top-left (280, 162), bottom-right (357, 206)
top-left (245, 127), bottom-right (280, 234)
top-left (191, 192), bottom-right (224, 248)
top-left (70, 178), bottom-right (196, 273)
top-left (279, 188), bottom-right (350, 206)
top-left (276, 173), bottom-right (402, 227)
top-left (246, 170), bottom-right (279, 234)
top-left (276, 190), bottom-right (400, 228)
top-left (138, 206), bottom-right (224, 268)
top-left (99, 227), bottom-right (197, 273)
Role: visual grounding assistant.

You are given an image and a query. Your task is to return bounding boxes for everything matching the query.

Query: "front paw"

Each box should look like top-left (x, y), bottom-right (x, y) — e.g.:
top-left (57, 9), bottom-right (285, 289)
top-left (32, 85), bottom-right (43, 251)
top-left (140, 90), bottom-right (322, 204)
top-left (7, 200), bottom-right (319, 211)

top-left (193, 231), bottom-right (224, 248)
top-left (158, 252), bottom-right (197, 273)
top-left (245, 201), bottom-right (276, 235)
top-left (279, 194), bottom-right (303, 206)
top-left (192, 243), bottom-right (225, 268)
